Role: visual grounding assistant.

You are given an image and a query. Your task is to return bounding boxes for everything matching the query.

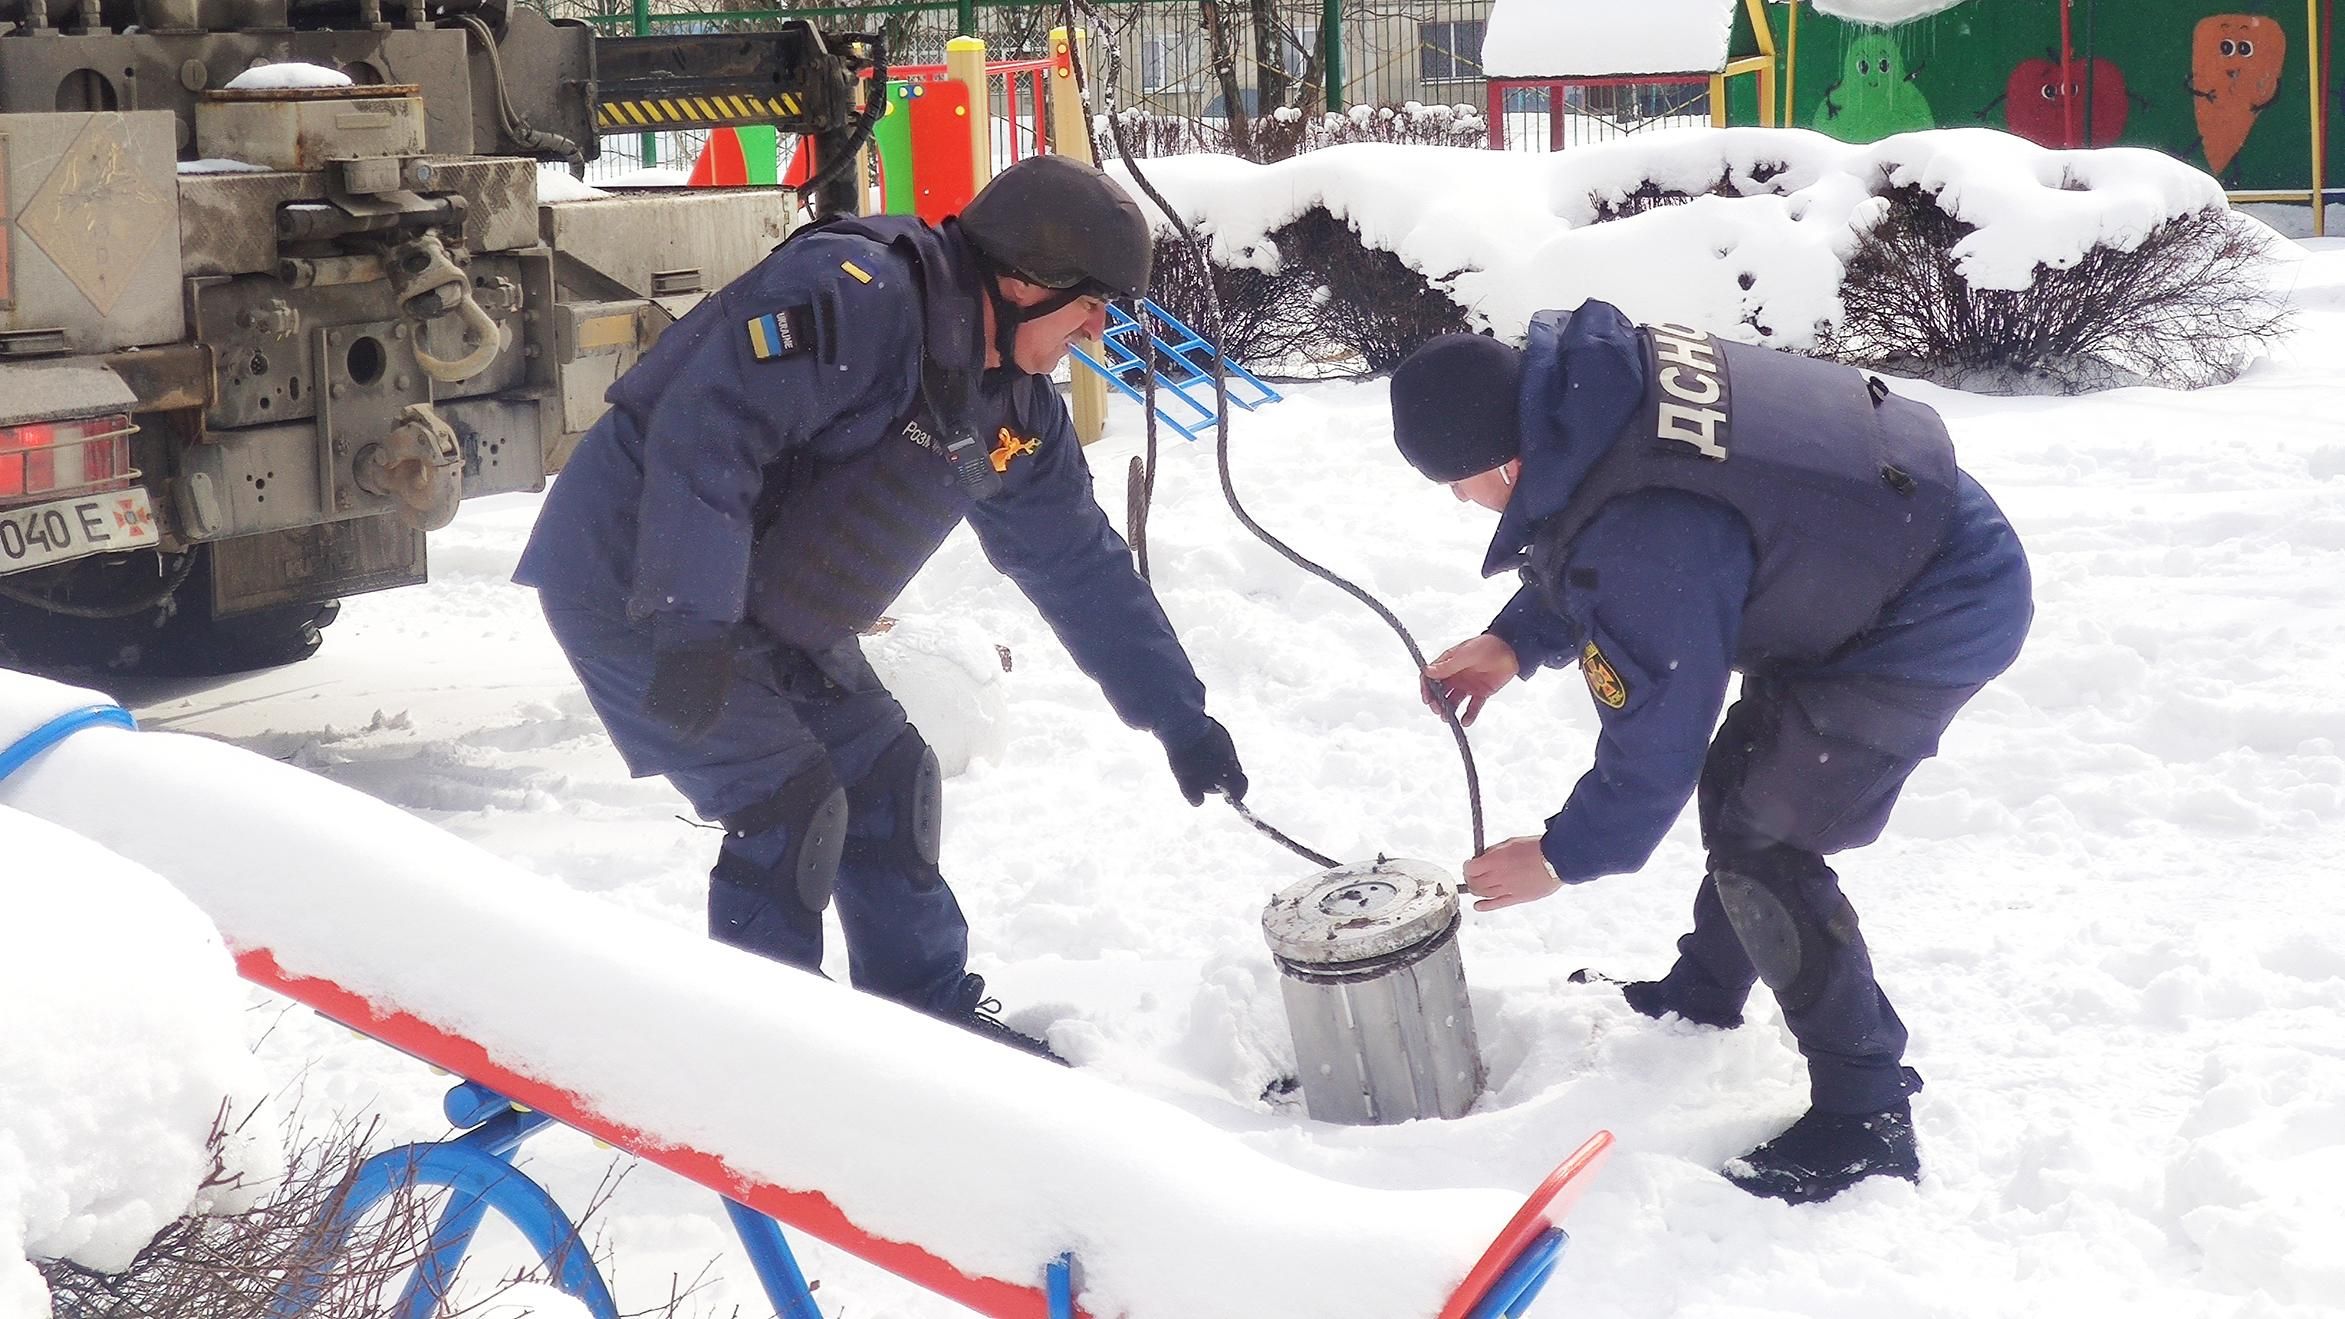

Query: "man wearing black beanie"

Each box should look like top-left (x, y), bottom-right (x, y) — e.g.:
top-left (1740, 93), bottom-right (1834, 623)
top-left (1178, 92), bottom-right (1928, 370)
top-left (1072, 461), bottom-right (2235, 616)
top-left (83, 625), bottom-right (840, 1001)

top-left (1390, 301), bottom-right (2034, 1206)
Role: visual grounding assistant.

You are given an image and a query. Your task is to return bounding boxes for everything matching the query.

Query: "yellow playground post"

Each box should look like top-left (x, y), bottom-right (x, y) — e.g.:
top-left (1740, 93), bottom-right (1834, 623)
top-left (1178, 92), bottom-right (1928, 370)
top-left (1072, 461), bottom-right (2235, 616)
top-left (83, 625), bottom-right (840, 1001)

top-left (1048, 26), bottom-right (1112, 445)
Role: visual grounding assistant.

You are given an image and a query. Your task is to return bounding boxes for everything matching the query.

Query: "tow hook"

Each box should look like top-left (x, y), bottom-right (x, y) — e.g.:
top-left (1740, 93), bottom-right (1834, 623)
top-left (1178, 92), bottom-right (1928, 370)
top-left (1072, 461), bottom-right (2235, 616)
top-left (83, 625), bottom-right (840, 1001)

top-left (386, 233), bottom-right (504, 382)
top-left (355, 402), bottom-right (465, 531)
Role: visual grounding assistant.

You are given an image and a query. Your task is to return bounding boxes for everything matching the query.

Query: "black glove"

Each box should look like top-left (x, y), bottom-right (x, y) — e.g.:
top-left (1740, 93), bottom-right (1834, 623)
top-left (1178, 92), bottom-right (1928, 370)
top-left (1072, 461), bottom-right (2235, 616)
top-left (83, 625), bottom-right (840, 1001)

top-left (1166, 717), bottom-right (1248, 806)
top-left (642, 641), bottom-right (736, 741)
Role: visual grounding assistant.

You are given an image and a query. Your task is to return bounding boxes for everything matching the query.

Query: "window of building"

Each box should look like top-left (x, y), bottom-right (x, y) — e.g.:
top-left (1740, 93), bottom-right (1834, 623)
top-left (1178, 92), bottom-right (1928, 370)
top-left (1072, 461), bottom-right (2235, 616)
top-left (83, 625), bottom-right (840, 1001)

top-left (1142, 34), bottom-right (1169, 91)
top-left (1419, 19), bottom-right (1486, 82)
top-left (1142, 33), bottom-right (1202, 92)
top-left (1284, 26), bottom-right (1318, 80)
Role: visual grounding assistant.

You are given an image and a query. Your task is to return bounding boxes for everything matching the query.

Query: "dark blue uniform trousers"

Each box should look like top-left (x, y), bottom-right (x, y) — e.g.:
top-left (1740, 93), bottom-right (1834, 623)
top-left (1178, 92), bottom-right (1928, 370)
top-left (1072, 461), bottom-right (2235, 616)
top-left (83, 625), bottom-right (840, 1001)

top-left (1653, 673), bottom-right (1981, 1115)
top-left (540, 602), bottom-right (970, 1013)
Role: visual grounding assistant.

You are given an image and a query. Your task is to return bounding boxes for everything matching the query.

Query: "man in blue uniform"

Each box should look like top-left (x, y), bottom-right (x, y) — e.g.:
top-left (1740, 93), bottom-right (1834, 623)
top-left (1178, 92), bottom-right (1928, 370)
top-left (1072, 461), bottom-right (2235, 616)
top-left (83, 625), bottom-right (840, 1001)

top-left (1389, 304), bottom-right (2031, 1202)
top-left (515, 157), bottom-right (1248, 1058)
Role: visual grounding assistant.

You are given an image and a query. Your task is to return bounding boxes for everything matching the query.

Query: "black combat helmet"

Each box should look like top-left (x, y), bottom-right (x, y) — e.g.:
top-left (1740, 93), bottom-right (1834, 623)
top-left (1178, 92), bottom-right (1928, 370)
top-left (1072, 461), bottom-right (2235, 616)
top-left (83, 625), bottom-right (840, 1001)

top-left (958, 155), bottom-right (1152, 299)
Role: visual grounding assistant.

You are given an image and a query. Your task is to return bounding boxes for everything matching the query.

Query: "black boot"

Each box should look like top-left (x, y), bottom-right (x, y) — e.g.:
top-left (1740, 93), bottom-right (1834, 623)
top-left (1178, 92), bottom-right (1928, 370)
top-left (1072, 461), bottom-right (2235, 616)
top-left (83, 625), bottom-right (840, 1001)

top-left (1724, 1101), bottom-right (1920, 1204)
top-left (1569, 968), bottom-right (1745, 1029)
top-left (939, 973), bottom-right (1069, 1066)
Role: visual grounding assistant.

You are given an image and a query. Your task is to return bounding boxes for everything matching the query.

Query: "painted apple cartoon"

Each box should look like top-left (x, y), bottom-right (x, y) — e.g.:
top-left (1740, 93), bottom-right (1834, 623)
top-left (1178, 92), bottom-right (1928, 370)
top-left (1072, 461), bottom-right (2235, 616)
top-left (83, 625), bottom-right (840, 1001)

top-left (2003, 55), bottom-right (2130, 146)
top-left (2189, 13), bottom-right (2286, 173)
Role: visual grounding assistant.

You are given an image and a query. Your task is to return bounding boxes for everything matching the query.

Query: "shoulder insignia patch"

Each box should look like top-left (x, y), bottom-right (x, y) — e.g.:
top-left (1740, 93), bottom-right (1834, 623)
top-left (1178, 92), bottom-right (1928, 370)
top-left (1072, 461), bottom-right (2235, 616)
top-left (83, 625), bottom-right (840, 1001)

top-left (1581, 641), bottom-right (1629, 710)
top-left (840, 260), bottom-right (873, 284)
top-left (746, 305), bottom-right (817, 361)
top-left (989, 426), bottom-right (1041, 473)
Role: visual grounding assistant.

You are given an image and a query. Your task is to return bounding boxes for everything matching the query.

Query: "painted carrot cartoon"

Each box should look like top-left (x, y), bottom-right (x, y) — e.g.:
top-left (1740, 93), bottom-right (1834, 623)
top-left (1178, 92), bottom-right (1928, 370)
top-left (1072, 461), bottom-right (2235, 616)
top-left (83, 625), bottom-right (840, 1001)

top-left (2189, 13), bottom-right (2287, 174)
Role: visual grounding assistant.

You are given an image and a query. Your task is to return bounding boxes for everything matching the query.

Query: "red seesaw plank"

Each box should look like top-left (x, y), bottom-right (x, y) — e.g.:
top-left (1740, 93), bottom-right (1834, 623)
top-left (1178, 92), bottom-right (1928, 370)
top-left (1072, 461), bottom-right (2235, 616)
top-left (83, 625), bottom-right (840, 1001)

top-left (239, 940), bottom-right (1606, 1319)
top-left (1436, 1131), bottom-right (1616, 1319)
top-left (234, 947), bottom-right (1071, 1318)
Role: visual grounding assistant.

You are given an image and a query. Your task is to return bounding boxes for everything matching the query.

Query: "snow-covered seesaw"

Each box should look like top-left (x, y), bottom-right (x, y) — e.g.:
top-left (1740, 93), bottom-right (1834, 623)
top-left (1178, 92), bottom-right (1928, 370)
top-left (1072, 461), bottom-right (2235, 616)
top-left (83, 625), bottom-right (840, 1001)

top-left (0, 673), bottom-right (1611, 1318)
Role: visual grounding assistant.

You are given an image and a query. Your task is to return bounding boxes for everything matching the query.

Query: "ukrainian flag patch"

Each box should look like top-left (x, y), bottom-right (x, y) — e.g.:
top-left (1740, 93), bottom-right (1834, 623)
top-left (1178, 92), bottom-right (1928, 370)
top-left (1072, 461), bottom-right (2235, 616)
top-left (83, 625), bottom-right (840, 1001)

top-left (746, 305), bottom-right (816, 361)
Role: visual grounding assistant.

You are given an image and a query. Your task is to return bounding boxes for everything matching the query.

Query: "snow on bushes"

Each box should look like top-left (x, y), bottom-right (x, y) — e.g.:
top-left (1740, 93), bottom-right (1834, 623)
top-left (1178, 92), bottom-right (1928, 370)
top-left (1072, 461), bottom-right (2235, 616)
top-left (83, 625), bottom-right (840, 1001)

top-left (1, 808), bottom-right (273, 1318)
top-left (1109, 126), bottom-right (2284, 389)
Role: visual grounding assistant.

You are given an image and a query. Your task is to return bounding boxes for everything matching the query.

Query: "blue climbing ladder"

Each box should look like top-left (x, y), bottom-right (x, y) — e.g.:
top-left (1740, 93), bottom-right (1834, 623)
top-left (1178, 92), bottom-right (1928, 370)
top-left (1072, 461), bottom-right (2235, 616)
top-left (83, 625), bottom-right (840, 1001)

top-left (1069, 298), bottom-right (1282, 442)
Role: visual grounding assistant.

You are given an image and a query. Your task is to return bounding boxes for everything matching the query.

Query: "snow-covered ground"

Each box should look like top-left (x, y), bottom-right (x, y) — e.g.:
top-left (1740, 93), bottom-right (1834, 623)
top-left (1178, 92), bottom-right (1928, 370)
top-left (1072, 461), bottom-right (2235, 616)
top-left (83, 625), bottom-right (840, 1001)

top-left (5, 231), bottom-right (2332, 1314)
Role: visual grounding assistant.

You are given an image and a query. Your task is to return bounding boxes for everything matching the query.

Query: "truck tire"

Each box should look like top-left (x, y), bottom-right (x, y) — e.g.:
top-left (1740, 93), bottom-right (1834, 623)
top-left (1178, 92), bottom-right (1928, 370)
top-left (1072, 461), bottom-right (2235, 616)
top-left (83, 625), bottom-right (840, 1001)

top-left (0, 547), bottom-right (342, 679)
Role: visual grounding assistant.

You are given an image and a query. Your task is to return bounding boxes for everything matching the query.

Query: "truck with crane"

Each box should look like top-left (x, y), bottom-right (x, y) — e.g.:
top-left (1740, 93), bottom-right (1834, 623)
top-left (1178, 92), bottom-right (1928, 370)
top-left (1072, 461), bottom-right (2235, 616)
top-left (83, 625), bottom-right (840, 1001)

top-left (0, 0), bottom-right (879, 673)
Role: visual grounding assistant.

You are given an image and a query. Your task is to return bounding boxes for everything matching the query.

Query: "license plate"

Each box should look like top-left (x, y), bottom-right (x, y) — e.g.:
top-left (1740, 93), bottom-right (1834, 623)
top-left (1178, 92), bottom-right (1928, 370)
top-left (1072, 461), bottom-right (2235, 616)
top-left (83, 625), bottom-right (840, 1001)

top-left (0, 488), bottom-right (157, 572)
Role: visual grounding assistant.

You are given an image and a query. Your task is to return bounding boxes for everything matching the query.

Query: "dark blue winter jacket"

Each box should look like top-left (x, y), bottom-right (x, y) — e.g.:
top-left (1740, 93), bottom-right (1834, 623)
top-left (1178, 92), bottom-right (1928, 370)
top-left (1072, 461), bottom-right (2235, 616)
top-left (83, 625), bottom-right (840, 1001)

top-left (1480, 302), bottom-right (2033, 882)
top-left (514, 219), bottom-right (1210, 747)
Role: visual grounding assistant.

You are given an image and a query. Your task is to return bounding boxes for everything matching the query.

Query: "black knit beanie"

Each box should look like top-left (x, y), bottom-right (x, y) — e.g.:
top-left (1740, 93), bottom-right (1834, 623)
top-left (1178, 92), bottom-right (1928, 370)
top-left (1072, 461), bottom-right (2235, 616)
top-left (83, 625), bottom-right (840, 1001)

top-left (1389, 334), bottom-right (1526, 482)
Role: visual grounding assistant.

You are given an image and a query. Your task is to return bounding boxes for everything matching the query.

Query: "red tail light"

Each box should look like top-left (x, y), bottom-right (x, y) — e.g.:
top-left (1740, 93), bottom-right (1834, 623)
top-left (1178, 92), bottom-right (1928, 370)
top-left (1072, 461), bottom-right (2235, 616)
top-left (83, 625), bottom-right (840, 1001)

top-left (0, 414), bottom-right (136, 501)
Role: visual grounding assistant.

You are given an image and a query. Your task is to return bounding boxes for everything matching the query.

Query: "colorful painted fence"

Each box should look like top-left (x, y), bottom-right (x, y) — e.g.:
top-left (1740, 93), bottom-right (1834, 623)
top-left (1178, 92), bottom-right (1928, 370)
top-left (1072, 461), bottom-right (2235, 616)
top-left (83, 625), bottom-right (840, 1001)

top-left (1724, 0), bottom-right (2332, 206)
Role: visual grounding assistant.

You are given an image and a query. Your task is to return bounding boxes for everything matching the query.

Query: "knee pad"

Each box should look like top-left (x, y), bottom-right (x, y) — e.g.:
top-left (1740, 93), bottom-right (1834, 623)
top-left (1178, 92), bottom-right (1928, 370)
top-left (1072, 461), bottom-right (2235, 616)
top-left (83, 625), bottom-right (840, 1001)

top-left (717, 760), bottom-right (849, 916)
top-left (1711, 848), bottom-right (1863, 1015)
top-left (845, 726), bottom-right (943, 886)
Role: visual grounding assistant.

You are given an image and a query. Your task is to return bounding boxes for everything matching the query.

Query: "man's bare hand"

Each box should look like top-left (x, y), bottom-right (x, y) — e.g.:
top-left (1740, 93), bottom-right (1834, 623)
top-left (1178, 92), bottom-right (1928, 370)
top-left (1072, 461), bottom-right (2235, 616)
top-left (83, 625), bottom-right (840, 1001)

top-left (1422, 633), bottom-right (1519, 727)
top-left (1461, 836), bottom-right (1562, 912)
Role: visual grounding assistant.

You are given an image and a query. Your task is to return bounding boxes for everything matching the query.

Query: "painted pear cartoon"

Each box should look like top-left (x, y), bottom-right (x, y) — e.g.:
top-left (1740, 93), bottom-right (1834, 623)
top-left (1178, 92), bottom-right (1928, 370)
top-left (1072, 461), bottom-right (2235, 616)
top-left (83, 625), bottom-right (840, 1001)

top-left (2189, 14), bottom-right (2286, 173)
top-left (1812, 32), bottom-right (1935, 141)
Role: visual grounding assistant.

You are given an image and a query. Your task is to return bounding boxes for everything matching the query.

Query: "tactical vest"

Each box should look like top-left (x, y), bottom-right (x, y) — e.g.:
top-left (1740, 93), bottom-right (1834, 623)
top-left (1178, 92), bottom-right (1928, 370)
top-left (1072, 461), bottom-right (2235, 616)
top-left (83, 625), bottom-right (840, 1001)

top-left (744, 216), bottom-right (988, 652)
top-left (1530, 323), bottom-right (1959, 666)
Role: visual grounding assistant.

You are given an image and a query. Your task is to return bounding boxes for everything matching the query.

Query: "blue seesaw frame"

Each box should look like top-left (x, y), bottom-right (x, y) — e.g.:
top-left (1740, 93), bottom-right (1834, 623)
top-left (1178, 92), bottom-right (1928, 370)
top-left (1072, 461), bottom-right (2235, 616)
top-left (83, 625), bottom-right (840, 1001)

top-left (256, 1075), bottom-right (1564, 1319)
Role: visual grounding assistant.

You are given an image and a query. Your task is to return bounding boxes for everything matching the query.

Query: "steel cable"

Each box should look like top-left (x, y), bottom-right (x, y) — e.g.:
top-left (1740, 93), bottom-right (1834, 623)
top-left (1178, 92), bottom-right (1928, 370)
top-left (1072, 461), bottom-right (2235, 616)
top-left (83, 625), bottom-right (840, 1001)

top-left (1059, 5), bottom-right (1486, 863)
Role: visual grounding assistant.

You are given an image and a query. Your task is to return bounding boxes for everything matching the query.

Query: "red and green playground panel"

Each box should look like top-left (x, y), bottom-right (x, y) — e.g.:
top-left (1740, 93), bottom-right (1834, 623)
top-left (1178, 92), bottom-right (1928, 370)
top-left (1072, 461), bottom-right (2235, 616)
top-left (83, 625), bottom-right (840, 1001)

top-left (872, 78), bottom-right (978, 220)
top-left (686, 122), bottom-right (783, 186)
top-left (689, 79), bottom-right (976, 219)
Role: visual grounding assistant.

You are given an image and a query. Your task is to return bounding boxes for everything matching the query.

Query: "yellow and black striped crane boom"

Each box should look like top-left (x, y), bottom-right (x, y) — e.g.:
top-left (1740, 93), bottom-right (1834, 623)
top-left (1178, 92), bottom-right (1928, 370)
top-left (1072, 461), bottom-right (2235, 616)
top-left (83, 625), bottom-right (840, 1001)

top-left (592, 27), bottom-right (878, 136)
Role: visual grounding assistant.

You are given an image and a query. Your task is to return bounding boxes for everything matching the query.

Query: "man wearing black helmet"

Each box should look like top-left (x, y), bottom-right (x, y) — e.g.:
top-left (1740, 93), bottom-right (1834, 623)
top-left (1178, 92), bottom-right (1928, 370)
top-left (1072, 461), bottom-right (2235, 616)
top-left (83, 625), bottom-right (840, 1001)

top-left (1387, 305), bottom-right (2032, 1203)
top-left (514, 156), bottom-right (1248, 1059)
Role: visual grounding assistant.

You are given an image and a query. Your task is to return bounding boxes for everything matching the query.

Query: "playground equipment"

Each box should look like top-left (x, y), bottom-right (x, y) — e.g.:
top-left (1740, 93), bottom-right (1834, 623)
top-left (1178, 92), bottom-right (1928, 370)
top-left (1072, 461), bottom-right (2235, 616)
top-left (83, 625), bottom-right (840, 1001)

top-left (1070, 299), bottom-right (1284, 444)
top-left (1482, 0), bottom-right (1778, 151)
top-left (0, 673), bottom-right (1615, 1319)
top-left (872, 43), bottom-right (1056, 215)
top-left (695, 36), bottom-right (1056, 204)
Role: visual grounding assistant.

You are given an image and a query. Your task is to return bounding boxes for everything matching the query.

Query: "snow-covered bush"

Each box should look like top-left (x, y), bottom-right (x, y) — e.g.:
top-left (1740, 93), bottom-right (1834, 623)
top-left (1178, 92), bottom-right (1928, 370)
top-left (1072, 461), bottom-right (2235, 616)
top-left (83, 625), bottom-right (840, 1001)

top-left (41, 1116), bottom-right (433, 1319)
top-left (1818, 184), bottom-right (2285, 391)
top-left (2, 809), bottom-right (271, 1318)
top-left (1275, 209), bottom-right (1473, 372)
top-left (1143, 231), bottom-right (1322, 369)
top-left (39, 1116), bottom-right (650, 1319)
top-left (1142, 207), bottom-right (1470, 375)
top-left (0, 805), bottom-right (634, 1319)
top-left (1556, 161), bottom-right (2282, 390)
top-left (1109, 128), bottom-right (2286, 390)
